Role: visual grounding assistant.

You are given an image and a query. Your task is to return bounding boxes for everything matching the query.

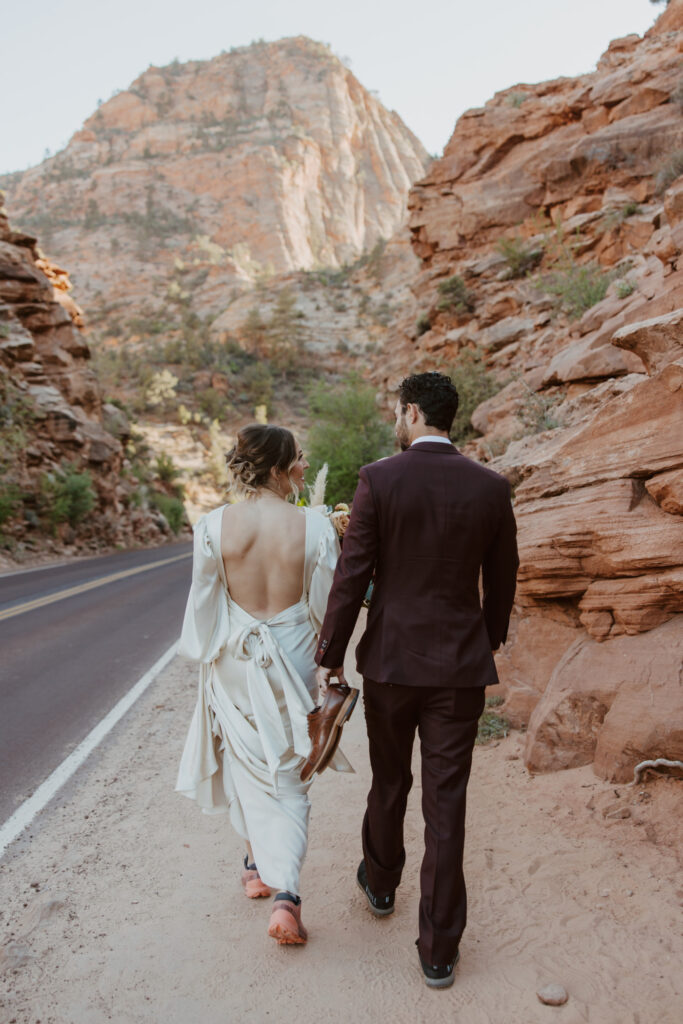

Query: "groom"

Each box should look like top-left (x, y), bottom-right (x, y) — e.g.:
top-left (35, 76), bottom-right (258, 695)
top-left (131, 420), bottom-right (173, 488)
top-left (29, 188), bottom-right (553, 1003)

top-left (314, 371), bottom-right (518, 988)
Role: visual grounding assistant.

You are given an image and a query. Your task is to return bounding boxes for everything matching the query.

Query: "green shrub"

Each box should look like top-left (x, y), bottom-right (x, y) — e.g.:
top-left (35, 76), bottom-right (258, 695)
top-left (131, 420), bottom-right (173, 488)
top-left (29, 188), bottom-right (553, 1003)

top-left (307, 376), bottom-right (394, 506)
top-left (0, 484), bottom-right (21, 527)
top-left (616, 279), bottom-right (635, 299)
top-left (506, 92), bottom-right (528, 108)
top-left (416, 313), bottom-right (431, 336)
top-left (0, 380), bottom-right (35, 470)
top-left (545, 261), bottom-right (612, 317)
top-left (243, 362), bottom-right (274, 410)
top-left (198, 387), bottom-right (227, 420)
top-left (39, 464), bottom-right (96, 531)
top-left (155, 452), bottom-right (181, 485)
top-left (436, 275), bottom-right (475, 314)
top-left (445, 349), bottom-right (501, 446)
top-left (477, 702), bottom-right (510, 744)
top-left (151, 492), bottom-right (186, 534)
top-left (497, 236), bottom-right (544, 278)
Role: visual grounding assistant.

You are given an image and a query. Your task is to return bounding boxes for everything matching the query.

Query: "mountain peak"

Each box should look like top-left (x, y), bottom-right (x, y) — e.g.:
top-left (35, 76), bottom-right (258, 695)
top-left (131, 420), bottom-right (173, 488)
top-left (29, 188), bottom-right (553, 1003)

top-left (3, 41), bottom-right (427, 322)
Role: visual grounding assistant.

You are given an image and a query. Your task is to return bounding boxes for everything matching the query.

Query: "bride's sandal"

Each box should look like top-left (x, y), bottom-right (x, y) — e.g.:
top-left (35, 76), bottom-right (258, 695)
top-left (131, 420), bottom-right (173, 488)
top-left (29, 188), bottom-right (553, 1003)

top-left (241, 855), bottom-right (271, 899)
top-left (268, 893), bottom-right (308, 945)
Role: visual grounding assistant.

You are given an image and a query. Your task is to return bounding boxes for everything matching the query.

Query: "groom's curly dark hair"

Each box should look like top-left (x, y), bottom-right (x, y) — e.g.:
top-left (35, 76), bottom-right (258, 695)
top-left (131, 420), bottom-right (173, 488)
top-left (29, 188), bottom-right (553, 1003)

top-left (397, 372), bottom-right (459, 433)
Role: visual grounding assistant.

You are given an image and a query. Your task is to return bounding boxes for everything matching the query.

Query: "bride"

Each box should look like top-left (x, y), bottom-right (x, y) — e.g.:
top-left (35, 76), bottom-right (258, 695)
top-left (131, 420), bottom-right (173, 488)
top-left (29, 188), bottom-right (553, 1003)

top-left (176, 424), bottom-right (353, 946)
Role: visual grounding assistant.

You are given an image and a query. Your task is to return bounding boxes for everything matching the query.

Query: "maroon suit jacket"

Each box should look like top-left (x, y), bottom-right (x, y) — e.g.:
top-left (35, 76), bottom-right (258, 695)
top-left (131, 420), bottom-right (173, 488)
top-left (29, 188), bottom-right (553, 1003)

top-left (315, 441), bottom-right (519, 688)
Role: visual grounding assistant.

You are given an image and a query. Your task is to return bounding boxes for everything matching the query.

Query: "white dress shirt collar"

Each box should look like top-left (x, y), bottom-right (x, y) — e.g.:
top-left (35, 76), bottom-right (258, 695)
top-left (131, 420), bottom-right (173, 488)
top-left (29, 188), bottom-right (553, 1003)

top-left (411, 435), bottom-right (453, 446)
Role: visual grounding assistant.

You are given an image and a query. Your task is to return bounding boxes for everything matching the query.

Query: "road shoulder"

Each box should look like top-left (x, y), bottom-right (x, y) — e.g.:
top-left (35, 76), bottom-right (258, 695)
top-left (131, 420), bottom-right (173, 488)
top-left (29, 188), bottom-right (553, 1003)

top-left (1, 642), bottom-right (681, 1023)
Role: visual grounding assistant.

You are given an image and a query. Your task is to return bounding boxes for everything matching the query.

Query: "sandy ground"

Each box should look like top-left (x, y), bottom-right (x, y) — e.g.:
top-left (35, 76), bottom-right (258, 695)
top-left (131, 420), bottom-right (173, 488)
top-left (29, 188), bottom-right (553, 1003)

top-left (1, 633), bottom-right (681, 1024)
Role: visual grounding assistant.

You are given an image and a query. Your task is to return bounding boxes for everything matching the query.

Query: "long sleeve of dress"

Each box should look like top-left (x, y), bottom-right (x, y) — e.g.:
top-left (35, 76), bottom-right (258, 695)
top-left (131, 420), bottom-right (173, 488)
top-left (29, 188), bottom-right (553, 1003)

top-left (176, 510), bottom-right (232, 814)
top-left (179, 513), bottom-right (230, 664)
top-left (308, 517), bottom-right (341, 635)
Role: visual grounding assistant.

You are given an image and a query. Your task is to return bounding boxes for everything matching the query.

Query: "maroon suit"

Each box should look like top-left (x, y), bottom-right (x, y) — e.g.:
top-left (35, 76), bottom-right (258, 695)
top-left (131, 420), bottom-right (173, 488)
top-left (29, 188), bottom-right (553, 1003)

top-left (315, 441), bottom-right (518, 963)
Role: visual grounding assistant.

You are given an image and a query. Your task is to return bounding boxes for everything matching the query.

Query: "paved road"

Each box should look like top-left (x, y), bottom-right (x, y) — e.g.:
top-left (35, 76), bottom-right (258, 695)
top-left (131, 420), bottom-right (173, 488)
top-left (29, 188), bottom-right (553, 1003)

top-left (0, 543), bottom-right (193, 824)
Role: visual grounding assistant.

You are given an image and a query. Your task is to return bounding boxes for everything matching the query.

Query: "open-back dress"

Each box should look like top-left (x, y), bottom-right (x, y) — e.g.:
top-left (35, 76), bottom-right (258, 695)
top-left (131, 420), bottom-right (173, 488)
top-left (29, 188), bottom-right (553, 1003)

top-left (176, 504), bottom-right (352, 896)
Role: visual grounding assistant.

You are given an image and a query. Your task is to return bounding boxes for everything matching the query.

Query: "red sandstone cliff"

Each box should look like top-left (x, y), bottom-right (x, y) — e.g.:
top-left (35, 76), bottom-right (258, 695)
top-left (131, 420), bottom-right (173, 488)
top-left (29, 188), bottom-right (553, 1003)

top-left (0, 200), bottom-right (184, 561)
top-left (376, 2), bottom-right (683, 781)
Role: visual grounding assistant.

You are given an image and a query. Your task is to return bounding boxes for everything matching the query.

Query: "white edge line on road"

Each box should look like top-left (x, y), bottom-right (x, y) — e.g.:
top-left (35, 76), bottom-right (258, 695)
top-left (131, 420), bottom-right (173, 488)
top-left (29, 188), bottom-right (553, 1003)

top-left (0, 640), bottom-right (180, 858)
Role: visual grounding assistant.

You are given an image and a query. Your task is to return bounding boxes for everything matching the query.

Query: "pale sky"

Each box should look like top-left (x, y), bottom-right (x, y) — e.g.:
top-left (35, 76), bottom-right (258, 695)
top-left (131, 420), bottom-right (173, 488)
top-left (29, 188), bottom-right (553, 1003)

top-left (1, 0), bottom-right (661, 174)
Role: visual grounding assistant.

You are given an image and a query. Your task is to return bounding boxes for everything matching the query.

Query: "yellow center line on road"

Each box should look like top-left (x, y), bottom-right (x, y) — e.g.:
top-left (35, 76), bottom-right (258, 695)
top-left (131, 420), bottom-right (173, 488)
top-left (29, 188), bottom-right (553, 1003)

top-left (0, 551), bottom-right (192, 623)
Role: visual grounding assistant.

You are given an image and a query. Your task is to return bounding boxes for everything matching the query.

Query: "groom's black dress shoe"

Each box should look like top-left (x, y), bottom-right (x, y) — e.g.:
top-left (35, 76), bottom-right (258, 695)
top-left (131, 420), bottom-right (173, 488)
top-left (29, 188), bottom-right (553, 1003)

top-left (416, 941), bottom-right (459, 988)
top-left (356, 860), bottom-right (395, 916)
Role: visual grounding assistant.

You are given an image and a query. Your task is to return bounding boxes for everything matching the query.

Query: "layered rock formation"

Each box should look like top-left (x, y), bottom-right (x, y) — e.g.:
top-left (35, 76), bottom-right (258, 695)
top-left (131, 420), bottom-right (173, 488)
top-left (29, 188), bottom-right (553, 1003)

top-left (1, 37), bottom-right (428, 327)
top-left (375, 3), bottom-right (683, 781)
top-left (0, 201), bottom-right (181, 558)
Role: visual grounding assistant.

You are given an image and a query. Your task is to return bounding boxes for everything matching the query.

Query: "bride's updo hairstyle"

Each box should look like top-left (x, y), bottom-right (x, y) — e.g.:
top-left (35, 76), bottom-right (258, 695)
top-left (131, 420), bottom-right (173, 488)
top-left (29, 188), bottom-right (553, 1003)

top-left (226, 424), bottom-right (298, 500)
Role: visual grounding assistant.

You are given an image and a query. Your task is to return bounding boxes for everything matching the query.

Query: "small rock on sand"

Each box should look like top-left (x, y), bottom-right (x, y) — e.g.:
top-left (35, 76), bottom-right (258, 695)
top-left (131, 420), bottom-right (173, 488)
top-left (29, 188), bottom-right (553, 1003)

top-left (537, 984), bottom-right (569, 1006)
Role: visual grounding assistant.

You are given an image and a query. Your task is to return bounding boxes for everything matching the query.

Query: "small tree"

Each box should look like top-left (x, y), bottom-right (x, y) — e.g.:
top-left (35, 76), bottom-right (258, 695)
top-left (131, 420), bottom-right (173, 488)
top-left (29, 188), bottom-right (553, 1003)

top-left (445, 349), bottom-right (501, 446)
top-left (267, 288), bottom-right (307, 372)
top-left (241, 307), bottom-right (268, 353)
top-left (39, 464), bottom-right (96, 532)
top-left (307, 376), bottom-right (394, 506)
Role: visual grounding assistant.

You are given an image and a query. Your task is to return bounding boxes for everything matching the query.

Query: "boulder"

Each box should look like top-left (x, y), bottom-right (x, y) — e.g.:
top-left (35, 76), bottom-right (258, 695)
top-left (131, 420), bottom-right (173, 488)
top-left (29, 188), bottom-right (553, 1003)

top-left (645, 467), bottom-right (683, 515)
top-left (516, 360), bottom-right (683, 500)
top-left (524, 618), bottom-right (683, 781)
top-left (494, 610), bottom-right (581, 725)
top-left (578, 568), bottom-right (683, 639)
top-left (543, 334), bottom-right (637, 384)
top-left (480, 316), bottom-right (534, 352)
top-left (612, 307), bottom-right (683, 374)
top-left (516, 479), bottom-right (683, 600)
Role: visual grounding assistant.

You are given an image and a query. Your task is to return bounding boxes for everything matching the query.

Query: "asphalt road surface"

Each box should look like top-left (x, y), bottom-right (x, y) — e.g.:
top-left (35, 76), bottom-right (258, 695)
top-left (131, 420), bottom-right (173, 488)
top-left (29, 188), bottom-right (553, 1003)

top-left (0, 543), bottom-right (193, 825)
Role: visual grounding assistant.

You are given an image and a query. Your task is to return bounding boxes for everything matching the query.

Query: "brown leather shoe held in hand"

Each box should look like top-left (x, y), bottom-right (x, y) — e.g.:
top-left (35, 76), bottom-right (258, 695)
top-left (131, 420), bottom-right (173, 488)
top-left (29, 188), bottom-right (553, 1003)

top-left (300, 682), bottom-right (359, 782)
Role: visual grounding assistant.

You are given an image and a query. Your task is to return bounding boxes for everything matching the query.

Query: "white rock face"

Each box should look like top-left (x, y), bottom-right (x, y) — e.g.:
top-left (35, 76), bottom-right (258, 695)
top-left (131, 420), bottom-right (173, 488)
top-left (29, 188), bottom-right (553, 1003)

top-left (3, 37), bottom-right (428, 317)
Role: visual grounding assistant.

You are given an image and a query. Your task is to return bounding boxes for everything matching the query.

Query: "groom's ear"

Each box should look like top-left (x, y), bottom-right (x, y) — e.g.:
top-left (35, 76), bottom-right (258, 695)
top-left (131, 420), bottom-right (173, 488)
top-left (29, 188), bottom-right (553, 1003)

top-left (407, 402), bottom-right (421, 425)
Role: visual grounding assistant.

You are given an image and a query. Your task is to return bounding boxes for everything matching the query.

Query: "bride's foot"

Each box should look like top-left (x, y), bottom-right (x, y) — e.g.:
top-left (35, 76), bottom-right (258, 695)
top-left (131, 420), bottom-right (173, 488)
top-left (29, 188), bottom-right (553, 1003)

top-left (268, 892), bottom-right (308, 945)
top-left (241, 855), bottom-right (271, 899)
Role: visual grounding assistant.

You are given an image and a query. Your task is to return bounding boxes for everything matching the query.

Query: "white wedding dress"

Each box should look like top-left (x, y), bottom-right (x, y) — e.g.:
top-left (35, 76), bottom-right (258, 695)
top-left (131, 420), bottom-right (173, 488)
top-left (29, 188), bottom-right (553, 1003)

top-left (176, 504), bottom-right (352, 895)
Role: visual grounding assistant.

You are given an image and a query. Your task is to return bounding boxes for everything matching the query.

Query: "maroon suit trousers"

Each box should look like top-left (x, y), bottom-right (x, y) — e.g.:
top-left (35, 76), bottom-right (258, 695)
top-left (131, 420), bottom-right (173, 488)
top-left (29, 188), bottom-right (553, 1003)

top-left (361, 678), bottom-right (485, 966)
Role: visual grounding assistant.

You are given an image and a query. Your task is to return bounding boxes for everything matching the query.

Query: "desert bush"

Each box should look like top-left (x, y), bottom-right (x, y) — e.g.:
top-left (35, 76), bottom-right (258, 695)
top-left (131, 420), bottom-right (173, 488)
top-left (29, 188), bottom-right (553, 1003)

top-left (0, 484), bottom-right (21, 527)
top-left (155, 453), bottom-right (184, 498)
top-left (207, 420), bottom-right (230, 488)
top-left (603, 202), bottom-right (643, 230)
top-left (198, 387), bottom-right (228, 420)
top-left (616, 279), bottom-right (636, 299)
top-left (444, 349), bottom-right (501, 446)
top-left (243, 362), bottom-right (274, 410)
top-left (477, 698), bottom-right (509, 744)
top-left (497, 235), bottom-right (544, 278)
top-left (151, 492), bottom-right (185, 534)
top-left (519, 381), bottom-right (562, 433)
top-left (436, 275), bottom-right (475, 314)
top-left (545, 261), bottom-right (612, 317)
top-left (145, 369), bottom-right (178, 409)
top-left (506, 92), bottom-right (528, 108)
top-left (0, 380), bottom-right (35, 471)
top-left (655, 149), bottom-right (683, 193)
top-left (39, 464), bottom-right (96, 531)
top-left (266, 289), bottom-right (308, 372)
top-left (416, 313), bottom-right (431, 336)
top-left (307, 376), bottom-right (394, 506)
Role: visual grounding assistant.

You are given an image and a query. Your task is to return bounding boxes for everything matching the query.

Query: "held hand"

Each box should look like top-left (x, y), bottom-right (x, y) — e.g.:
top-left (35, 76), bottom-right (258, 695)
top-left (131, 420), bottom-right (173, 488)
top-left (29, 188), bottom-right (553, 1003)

top-left (315, 664), bottom-right (346, 698)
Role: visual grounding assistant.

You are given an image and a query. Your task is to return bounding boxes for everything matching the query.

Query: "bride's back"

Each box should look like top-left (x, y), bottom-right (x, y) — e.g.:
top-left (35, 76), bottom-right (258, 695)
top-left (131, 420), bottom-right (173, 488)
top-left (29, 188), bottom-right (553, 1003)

top-left (221, 499), bottom-right (306, 620)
